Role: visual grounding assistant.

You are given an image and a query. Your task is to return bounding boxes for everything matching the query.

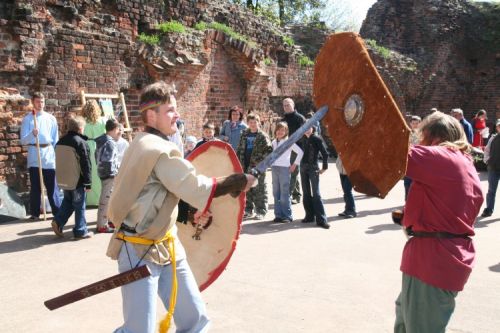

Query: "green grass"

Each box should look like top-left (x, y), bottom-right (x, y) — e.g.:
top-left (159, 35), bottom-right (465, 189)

top-left (403, 64), bottom-right (418, 72)
top-left (157, 21), bottom-right (186, 34)
top-left (194, 22), bottom-right (207, 31)
top-left (137, 33), bottom-right (160, 45)
top-left (298, 55), bottom-right (314, 67)
top-left (283, 36), bottom-right (295, 46)
top-left (263, 57), bottom-right (273, 65)
top-left (194, 21), bottom-right (256, 47)
top-left (365, 39), bottom-right (392, 59)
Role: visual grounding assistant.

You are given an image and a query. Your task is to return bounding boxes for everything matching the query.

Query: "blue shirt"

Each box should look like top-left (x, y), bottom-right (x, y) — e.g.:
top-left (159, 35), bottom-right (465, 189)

top-left (244, 132), bottom-right (257, 168)
top-left (219, 120), bottom-right (248, 150)
top-left (460, 118), bottom-right (473, 144)
top-left (20, 111), bottom-right (59, 169)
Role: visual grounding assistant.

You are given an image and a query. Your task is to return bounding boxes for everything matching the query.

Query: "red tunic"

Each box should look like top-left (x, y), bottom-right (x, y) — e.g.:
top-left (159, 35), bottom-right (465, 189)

top-left (401, 145), bottom-right (483, 291)
top-left (472, 117), bottom-right (486, 147)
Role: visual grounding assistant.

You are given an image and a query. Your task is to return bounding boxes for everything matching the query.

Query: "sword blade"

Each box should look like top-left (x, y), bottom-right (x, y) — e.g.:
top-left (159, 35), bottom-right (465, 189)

top-left (252, 105), bottom-right (328, 176)
top-left (44, 265), bottom-right (151, 310)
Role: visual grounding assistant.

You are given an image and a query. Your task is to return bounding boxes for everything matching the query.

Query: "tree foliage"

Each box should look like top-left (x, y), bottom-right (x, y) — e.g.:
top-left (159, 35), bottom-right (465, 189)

top-left (231, 0), bottom-right (359, 31)
top-left (232, 0), bottom-right (327, 26)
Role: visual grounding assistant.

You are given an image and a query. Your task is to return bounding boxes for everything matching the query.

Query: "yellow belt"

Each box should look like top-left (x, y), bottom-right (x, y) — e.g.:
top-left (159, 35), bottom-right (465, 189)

top-left (117, 231), bottom-right (177, 333)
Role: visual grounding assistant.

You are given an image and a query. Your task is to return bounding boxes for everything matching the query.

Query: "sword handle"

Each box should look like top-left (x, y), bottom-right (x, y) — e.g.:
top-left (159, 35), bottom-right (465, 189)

top-left (249, 168), bottom-right (261, 178)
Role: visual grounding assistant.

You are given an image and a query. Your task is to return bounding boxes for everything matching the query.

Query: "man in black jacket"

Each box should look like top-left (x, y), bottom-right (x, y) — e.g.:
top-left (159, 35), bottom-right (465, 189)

top-left (282, 98), bottom-right (305, 204)
top-left (51, 116), bottom-right (93, 239)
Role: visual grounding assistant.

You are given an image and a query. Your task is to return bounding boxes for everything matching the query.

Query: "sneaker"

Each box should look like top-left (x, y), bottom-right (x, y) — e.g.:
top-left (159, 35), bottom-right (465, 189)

top-left (108, 221), bottom-right (116, 229)
top-left (51, 220), bottom-right (64, 237)
top-left (481, 210), bottom-right (492, 217)
top-left (339, 211), bottom-right (357, 218)
top-left (96, 226), bottom-right (115, 233)
top-left (72, 231), bottom-right (93, 240)
top-left (280, 219), bottom-right (292, 223)
top-left (273, 217), bottom-right (283, 223)
top-left (317, 222), bottom-right (330, 229)
top-left (291, 198), bottom-right (301, 205)
top-left (254, 214), bottom-right (264, 220)
top-left (301, 218), bottom-right (315, 223)
top-left (28, 215), bottom-right (39, 221)
top-left (243, 212), bottom-right (255, 219)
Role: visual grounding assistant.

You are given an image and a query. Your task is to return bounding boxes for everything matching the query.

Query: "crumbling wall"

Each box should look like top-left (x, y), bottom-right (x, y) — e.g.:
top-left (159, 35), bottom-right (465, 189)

top-left (0, 0), bottom-right (314, 190)
top-left (361, 0), bottom-right (500, 121)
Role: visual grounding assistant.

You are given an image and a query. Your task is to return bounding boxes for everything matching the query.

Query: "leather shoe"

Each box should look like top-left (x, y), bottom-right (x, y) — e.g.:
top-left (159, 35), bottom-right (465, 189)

top-left (317, 222), bottom-right (330, 229)
top-left (51, 220), bottom-right (64, 237)
top-left (481, 210), bottom-right (492, 217)
top-left (301, 219), bottom-right (314, 223)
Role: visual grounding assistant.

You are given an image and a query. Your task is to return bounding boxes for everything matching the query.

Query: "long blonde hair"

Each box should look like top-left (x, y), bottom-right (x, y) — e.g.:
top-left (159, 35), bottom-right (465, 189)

top-left (419, 111), bottom-right (470, 153)
top-left (81, 100), bottom-right (102, 124)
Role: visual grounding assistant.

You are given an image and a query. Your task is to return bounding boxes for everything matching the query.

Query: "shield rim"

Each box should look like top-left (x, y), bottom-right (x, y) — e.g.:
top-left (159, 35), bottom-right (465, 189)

top-left (186, 140), bottom-right (245, 291)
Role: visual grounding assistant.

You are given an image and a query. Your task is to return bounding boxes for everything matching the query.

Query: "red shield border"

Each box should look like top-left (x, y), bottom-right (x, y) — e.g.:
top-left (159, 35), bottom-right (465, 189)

top-left (182, 140), bottom-right (245, 291)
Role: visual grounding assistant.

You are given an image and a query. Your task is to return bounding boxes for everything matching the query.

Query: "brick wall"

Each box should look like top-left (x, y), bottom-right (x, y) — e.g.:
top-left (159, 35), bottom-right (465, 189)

top-left (360, 0), bottom-right (500, 123)
top-left (0, 0), bottom-right (314, 191)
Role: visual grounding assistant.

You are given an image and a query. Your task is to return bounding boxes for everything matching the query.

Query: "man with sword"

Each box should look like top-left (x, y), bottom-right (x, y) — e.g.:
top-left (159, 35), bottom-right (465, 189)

top-left (103, 81), bottom-right (326, 333)
top-left (45, 80), bottom-right (326, 332)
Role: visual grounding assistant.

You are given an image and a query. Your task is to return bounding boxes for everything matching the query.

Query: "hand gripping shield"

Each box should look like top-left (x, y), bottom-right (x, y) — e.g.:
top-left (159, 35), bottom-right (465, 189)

top-left (178, 141), bottom-right (245, 291)
top-left (313, 32), bottom-right (410, 198)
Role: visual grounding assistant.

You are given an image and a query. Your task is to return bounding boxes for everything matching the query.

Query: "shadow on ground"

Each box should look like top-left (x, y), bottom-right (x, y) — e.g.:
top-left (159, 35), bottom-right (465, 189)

top-left (241, 219), bottom-right (320, 235)
top-left (475, 217), bottom-right (500, 228)
top-left (0, 234), bottom-right (67, 254)
top-left (489, 263), bottom-right (500, 273)
top-left (327, 206), bottom-right (401, 223)
top-left (365, 223), bottom-right (402, 234)
top-left (0, 221), bottom-right (98, 254)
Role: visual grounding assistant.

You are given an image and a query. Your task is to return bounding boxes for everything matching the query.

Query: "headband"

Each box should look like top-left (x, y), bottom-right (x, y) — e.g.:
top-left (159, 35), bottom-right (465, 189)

top-left (139, 100), bottom-right (163, 113)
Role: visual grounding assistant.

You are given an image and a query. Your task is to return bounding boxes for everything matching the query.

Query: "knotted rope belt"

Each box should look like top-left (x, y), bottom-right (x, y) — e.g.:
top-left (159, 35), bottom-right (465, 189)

top-left (116, 231), bottom-right (177, 333)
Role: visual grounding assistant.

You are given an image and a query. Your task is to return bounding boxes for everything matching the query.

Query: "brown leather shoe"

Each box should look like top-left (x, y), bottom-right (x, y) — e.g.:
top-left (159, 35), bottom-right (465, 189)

top-left (51, 220), bottom-right (64, 237)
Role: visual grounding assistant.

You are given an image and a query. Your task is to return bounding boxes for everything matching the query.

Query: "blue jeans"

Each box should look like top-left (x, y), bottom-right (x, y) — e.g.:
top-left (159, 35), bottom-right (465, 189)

top-left (340, 174), bottom-right (356, 213)
top-left (403, 176), bottom-right (413, 202)
top-left (28, 167), bottom-right (61, 217)
top-left (54, 187), bottom-right (88, 237)
top-left (300, 166), bottom-right (326, 223)
top-left (272, 166), bottom-right (292, 220)
top-left (115, 243), bottom-right (210, 333)
top-left (485, 170), bottom-right (500, 213)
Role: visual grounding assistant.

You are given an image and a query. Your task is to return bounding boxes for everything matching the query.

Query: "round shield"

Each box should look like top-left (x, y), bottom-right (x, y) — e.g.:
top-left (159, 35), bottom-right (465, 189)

top-left (178, 141), bottom-right (245, 291)
top-left (313, 32), bottom-right (410, 198)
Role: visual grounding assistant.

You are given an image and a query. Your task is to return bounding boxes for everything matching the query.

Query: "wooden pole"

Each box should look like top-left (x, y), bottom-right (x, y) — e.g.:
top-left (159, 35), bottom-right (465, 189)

top-left (80, 90), bottom-right (86, 112)
top-left (119, 92), bottom-right (133, 142)
top-left (32, 110), bottom-right (47, 221)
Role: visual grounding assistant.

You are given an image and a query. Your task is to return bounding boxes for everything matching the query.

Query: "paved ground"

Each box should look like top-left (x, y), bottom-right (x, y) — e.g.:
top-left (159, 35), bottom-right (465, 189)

top-left (1, 163), bottom-right (499, 333)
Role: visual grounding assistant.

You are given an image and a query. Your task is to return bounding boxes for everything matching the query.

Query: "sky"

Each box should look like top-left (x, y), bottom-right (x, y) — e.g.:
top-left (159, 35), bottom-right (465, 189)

top-left (328, 0), bottom-right (498, 26)
top-left (342, 0), bottom-right (377, 24)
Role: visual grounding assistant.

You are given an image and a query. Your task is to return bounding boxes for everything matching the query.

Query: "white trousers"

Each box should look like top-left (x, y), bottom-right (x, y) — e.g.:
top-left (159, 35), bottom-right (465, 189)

top-left (114, 243), bottom-right (210, 333)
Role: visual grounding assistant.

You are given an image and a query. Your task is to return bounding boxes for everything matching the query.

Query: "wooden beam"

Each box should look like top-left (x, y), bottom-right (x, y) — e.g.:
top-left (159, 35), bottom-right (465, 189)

top-left (119, 92), bottom-right (133, 142)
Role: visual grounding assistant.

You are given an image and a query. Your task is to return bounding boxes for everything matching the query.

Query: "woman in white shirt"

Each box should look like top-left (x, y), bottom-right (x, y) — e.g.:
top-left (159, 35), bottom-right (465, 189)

top-left (271, 122), bottom-right (303, 223)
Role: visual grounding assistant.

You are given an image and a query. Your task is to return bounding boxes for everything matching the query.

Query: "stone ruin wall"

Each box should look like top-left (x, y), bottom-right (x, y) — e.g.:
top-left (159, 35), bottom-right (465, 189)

top-left (0, 0), bottom-right (315, 191)
top-left (360, 0), bottom-right (500, 123)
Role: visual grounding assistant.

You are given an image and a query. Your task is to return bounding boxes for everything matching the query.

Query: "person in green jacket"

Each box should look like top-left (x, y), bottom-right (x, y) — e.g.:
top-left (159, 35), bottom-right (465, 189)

top-left (236, 113), bottom-right (272, 220)
top-left (82, 99), bottom-right (106, 206)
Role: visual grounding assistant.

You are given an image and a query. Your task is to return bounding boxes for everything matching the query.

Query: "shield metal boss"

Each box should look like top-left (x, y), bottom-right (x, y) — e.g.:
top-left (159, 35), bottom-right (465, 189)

top-left (313, 32), bottom-right (410, 198)
top-left (178, 141), bottom-right (245, 291)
